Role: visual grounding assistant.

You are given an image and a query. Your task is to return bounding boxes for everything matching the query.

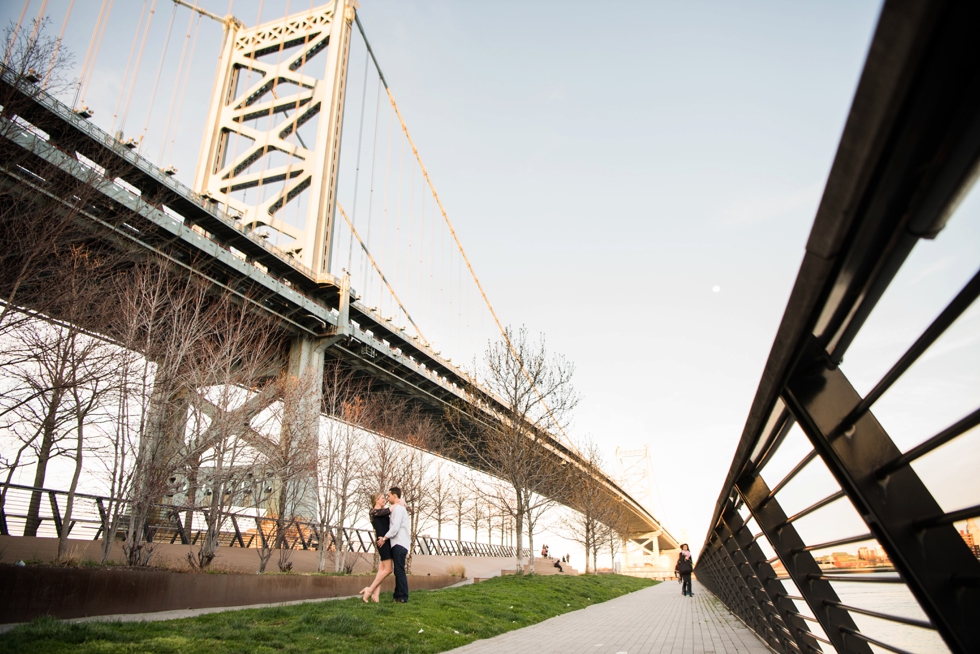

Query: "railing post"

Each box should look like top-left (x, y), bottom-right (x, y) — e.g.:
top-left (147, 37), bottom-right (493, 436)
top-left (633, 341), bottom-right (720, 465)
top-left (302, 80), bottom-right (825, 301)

top-left (48, 491), bottom-right (62, 537)
top-left (230, 515), bottom-right (245, 548)
top-left (170, 511), bottom-right (190, 545)
top-left (721, 504), bottom-right (823, 653)
top-left (737, 469), bottom-right (869, 654)
top-left (716, 522), bottom-right (791, 651)
top-left (784, 339), bottom-right (980, 653)
top-left (94, 497), bottom-right (107, 541)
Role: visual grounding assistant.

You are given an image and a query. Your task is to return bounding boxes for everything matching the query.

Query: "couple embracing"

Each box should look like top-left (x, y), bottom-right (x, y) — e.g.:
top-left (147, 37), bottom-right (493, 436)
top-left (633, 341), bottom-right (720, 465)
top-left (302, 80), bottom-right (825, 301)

top-left (360, 487), bottom-right (410, 603)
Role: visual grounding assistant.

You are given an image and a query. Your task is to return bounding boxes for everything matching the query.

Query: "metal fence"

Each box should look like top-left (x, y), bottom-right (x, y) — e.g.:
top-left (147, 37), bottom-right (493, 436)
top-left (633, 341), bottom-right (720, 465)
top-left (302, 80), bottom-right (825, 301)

top-left (697, 2), bottom-right (980, 653)
top-left (0, 483), bottom-right (530, 560)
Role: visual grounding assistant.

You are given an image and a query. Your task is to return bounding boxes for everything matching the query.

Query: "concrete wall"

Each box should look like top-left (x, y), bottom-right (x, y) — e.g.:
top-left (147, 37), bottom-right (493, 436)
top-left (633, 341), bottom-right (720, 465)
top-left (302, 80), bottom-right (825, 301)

top-left (0, 564), bottom-right (456, 623)
top-left (0, 536), bottom-right (574, 578)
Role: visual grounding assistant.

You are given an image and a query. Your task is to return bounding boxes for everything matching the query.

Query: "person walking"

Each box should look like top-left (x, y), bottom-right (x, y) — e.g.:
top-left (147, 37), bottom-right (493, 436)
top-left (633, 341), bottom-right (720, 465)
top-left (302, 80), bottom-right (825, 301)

top-left (377, 487), bottom-right (410, 603)
top-left (675, 543), bottom-right (695, 597)
top-left (360, 492), bottom-right (393, 603)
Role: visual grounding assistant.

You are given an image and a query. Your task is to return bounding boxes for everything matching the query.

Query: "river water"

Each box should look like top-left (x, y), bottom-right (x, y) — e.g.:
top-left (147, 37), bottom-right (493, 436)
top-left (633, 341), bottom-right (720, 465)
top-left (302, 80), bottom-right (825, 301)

top-left (820, 581), bottom-right (949, 653)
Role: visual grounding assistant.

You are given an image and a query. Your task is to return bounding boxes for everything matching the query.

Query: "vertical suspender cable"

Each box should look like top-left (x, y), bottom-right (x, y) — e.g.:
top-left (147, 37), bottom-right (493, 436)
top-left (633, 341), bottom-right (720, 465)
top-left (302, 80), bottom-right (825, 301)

top-left (345, 46), bottom-right (371, 271)
top-left (361, 77), bottom-right (381, 296)
top-left (29, 2), bottom-right (51, 43)
top-left (42, 0), bottom-right (74, 89)
top-left (158, 8), bottom-right (196, 163)
top-left (138, 2), bottom-right (178, 152)
top-left (163, 13), bottom-right (200, 164)
top-left (77, 0), bottom-right (113, 107)
top-left (2, 0), bottom-right (31, 68)
top-left (355, 15), bottom-right (579, 449)
top-left (337, 203), bottom-right (427, 344)
top-left (118, 0), bottom-right (159, 134)
top-left (379, 102), bottom-right (393, 315)
top-left (112, 0), bottom-right (149, 132)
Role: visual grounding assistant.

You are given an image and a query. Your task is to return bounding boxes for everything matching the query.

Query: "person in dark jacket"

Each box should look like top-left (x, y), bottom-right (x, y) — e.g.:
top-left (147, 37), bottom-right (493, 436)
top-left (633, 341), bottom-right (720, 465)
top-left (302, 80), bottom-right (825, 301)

top-left (360, 492), bottom-right (393, 603)
top-left (675, 543), bottom-right (695, 597)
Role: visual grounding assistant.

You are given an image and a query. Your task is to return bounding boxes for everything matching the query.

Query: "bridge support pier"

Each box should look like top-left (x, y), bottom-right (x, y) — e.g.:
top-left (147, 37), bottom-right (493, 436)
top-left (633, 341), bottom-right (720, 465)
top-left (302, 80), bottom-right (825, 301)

top-left (140, 382), bottom-right (191, 499)
top-left (277, 336), bottom-right (329, 521)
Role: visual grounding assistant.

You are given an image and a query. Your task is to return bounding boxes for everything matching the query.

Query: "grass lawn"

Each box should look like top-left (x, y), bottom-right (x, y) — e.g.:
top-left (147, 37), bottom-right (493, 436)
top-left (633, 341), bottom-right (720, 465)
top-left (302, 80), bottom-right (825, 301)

top-left (1, 574), bottom-right (656, 653)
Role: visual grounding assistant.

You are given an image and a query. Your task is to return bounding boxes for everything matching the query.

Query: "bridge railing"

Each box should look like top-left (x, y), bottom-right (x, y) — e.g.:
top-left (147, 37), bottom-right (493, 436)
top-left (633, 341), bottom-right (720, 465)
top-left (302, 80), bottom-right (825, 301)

top-left (698, 2), bottom-right (980, 653)
top-left (0, 483), bottom-right (528, 561)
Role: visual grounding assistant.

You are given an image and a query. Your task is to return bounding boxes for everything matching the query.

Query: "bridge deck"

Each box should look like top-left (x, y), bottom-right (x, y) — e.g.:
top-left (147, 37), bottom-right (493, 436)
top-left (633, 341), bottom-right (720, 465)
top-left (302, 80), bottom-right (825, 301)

top-left (447, 579), bottom-right (769, 654)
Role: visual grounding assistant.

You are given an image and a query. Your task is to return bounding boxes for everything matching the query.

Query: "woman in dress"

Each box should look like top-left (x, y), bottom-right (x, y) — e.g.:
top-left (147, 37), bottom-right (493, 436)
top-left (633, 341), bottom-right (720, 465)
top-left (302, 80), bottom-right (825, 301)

top-left (360, 492), bottom-right (393, 603)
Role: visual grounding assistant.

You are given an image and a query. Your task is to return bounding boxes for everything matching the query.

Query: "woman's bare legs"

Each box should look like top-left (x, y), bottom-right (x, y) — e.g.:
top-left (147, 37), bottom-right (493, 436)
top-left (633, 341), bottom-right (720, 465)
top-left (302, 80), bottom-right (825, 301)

top-left (365, 559), bottom-right (393, 603)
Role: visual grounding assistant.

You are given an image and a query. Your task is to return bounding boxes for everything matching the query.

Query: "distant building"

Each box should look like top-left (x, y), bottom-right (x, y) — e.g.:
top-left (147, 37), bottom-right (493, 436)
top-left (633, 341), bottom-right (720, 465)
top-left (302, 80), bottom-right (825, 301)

top-left (832, 551), bottom-right (870, 568)
top-left (962, 519), bottom-right (980, 558)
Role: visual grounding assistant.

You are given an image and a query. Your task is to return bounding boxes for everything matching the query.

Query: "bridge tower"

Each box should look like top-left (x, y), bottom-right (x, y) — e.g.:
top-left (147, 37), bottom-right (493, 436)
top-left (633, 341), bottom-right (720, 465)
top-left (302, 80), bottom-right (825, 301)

top-left (186, 1), bottom-right (359, 519)
top-left (194, 0), bottom-right (357, 279)
top-left (615, 446), bottom-right (677, 576)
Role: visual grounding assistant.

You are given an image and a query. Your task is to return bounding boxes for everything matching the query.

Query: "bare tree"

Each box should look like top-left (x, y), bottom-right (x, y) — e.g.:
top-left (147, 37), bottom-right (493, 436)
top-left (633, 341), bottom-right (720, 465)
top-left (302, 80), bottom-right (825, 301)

top-left (0, 242), bottom-right (117, 545)
top-left (398, 412), bottom-right (437, 573)
top-left (450, 326), bottom-right (578, 574)
top-left (449, 476), bottom-right (467, 545)
top-left (317, 363), bottom-right (368, 574)
top-left (466, 493), bottom-right (487, 552)
top-left (58, 333), bottom-right (117, 560)
top-left (182, 297), bottom-right (283, 571)
top-left (266, 370), bottom-right (320, 573)
top-left (425, 462), bottom-right (452, 540)
top-left (0, 18), bottom-right (84, 339)
top-left (557, 439), bottom-right (618, 574)
top-left (113, 266), bottom-right (256, 567)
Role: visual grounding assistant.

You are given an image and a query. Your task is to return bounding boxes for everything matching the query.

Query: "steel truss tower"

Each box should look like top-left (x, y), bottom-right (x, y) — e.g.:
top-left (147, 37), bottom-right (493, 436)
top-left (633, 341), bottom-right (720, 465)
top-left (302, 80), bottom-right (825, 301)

top-left (194, 0), bottom-right (357, 278)
top-left (616, 445), bottom-right (678, 575)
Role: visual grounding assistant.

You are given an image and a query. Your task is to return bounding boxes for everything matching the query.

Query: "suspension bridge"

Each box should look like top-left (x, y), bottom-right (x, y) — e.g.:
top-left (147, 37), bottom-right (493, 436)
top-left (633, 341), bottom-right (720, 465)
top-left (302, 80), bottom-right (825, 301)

top-left (0, 0), bottom-right (678, 559)
top-left (2, 1), bottom-right (980, 653)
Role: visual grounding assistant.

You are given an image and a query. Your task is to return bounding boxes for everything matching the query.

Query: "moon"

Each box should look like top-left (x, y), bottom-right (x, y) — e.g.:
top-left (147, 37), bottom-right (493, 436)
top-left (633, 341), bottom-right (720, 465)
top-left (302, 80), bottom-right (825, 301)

top-left (712, 285), bottom-right (721, 293)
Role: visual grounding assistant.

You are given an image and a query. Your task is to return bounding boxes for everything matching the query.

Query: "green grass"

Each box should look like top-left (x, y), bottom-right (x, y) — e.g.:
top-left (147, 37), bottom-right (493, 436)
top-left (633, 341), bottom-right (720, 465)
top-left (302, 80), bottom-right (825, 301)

top-left (1, 574), bottom-right (656, 653)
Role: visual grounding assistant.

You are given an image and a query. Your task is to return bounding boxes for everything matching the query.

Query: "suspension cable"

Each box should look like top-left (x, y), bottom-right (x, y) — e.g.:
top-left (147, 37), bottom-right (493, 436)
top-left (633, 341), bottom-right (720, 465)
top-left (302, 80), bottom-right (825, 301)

top-left (345, 45), bottom-right (371, 270)
top-left (112, 0), bottom-right (149, 132)
top-left (158, 8), bottom-right (195, 162)
top-left (337, 203), bottom-right (427, 345)
top-left (163, 12), bottom-right (200, 164)
top-left (42, 0), bottom-right (74, 89)
top-left (118, 0), bottom-right (159, 134)
top-left (77, 0), bottom-right (113, 106)
top-left (354, 15), bottom-right (578, 448)
top-left (138, 1), bottom-right (178, 151)
top-left (2, 0), bottom-right (30, 68)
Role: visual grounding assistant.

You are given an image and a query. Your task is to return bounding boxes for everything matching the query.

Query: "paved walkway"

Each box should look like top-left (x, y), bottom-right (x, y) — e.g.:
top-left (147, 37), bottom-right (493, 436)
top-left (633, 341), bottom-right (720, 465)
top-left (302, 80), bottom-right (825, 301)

top-left (447, 580), bottom-right (771, 654)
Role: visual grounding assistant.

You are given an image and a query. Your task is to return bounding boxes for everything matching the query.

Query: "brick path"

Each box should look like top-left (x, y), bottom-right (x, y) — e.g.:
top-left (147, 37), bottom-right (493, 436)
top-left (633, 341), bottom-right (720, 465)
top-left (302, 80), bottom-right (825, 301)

top-left (446, 579), bottom-right (771, 654)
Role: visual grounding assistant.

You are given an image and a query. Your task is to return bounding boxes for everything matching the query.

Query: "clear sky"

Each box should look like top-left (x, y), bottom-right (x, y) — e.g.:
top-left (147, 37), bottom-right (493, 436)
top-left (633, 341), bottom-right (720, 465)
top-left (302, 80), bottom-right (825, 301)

top-left (5, 0), bottom-right (978, 559)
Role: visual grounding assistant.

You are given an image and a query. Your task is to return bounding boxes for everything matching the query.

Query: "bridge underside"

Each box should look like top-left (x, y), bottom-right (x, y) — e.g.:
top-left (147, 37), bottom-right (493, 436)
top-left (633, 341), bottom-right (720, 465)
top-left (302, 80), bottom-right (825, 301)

top-left (0, 71), bottom-right (671, 540)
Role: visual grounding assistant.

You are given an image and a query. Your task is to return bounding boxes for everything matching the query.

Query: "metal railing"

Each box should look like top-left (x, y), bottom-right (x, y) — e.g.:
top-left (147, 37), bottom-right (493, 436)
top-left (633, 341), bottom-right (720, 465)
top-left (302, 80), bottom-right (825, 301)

top-left (0, 483), bottom-right (530, 560)
top-left (698, 2), bottom-right (980, 653)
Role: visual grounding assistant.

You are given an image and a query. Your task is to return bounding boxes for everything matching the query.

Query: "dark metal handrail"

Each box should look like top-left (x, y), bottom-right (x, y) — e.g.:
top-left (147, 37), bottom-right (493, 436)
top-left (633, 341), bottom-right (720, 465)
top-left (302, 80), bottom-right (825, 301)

top-left (0, 483), bottom-right (530, 560)
top-left (696, 1), bottom-right (980, 653)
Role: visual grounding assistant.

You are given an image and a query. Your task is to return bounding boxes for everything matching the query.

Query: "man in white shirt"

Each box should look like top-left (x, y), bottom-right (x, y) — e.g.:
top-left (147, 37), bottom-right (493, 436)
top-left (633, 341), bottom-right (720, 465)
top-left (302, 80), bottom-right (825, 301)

top-left (378, 486), bottom-right (410, 602)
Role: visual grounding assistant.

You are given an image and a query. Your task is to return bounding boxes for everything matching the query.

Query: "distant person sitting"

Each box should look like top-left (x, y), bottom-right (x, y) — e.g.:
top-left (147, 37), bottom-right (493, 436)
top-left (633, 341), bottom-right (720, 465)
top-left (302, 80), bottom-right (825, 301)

top-left (553, 558), bottom-right (563, 573)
